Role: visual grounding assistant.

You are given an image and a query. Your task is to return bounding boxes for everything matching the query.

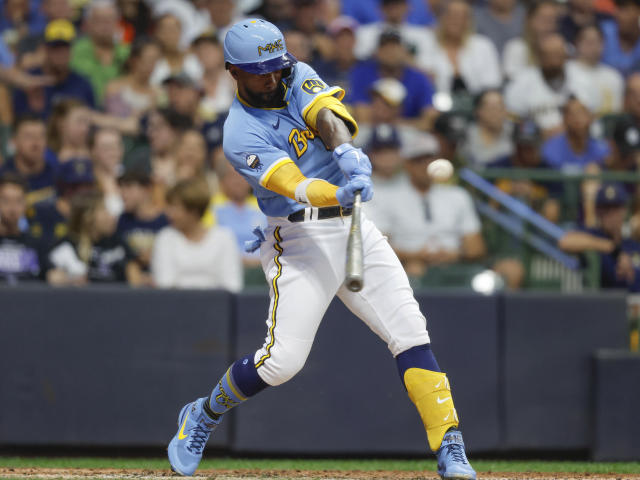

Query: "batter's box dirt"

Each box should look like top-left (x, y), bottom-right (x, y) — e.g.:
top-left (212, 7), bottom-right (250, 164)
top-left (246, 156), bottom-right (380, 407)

top-left (1, 468), bottom-right (640, 480)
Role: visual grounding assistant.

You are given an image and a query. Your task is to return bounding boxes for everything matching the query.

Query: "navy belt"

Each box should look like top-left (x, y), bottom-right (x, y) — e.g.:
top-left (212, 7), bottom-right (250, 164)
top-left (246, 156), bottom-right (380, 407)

top-left (288, 206), bottom-right (352, 222)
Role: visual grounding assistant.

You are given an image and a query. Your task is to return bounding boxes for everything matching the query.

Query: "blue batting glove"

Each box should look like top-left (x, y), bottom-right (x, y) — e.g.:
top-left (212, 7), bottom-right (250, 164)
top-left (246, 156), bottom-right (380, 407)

top-left (332, 143), bottom-right (372, 179)
top-left (336, 175), bottom-right (374, 208)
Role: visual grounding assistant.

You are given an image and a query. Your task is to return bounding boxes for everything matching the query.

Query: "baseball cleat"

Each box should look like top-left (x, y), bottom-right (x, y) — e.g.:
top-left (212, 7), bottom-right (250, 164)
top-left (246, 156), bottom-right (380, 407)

top-left (436, 429), bottom-right (476, 480)
top-left (167, 397), bottom-right (220, 476)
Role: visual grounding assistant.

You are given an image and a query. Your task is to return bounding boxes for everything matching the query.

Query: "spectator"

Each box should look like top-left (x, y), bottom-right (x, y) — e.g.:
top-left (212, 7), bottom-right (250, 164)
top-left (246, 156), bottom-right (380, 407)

top-left (70, 0), bottom-right (130, 105)
top-left (505, 33), bottom-right (599, 135)
top-left (104, 37), bottom-right (161, 118)
top-left (353, 77), bottom-right (419, 148)
top-left (142, 107), bottom-right (192, 203)
top-left (609, 73), bottom-right (640, 170)
top-left (175, 129), bottom-right (207, 181)
top-left (199, 0), bottom-right (239, 41)
top-left (149, 0), bottom-right (210, 48)
top-left (12, 19), bottom-right (95, 119)
top-left (283, 29), bottom-right (314, 65)
top-left (473, 0), bottom-right (526, 55)
top-left (151, 177), bottom-right (242, 291)
top-left (460, 89), bottom-right (514, 168)
top-left (346, 0), bottom-right (436, 36)
top-left (600, 0), bottom-right (640, 76)
top-left (0, 173), bottom-right (43, 283)
top-left (150, 13), bottom-right (202, 86)
top-left (362, 123), bottom-right (410, 236)
top-left (203, 157), bottom-right (267, 267)
top-left (46, 190), bottom-right (141, 285)
top-left (567, 24), bottom-right (624, 115)
top-left (367, 130), bottom-right (485, 277)
top-left (191, 33), bottom-right (234, 122)
top-left (246, 0), bottom-right (295, 30)
top-left (559, 183), bottom-right (640, 291)
top-left (349, 30), bottom-right (436, 130)
top-left (116, 0), bottom-right (153, 44)
top-left (542, 96), bottom-right (611, 171)
top-left (354, 0), bottom-right (434, 62)
top-left (90, 127), bottom-right (124, 216)
top-left (117, 169), bottom-right (168, 285)
top-left (495, 119), bottom-right (560, 221)
top-left (12, 0), bottom-right (74, 74)
top-left (0, 114), bottom-right (57, 207)
top-left (503, 1), bottom-right (559, 80)
top-left (417, 0), bottom-right (502, 96)
top-left (559, 0), bottom-right (610, 46)
top-left (0, 0), bottom-right (46, 42)
top-left (290, 0), bottom-right (334, 64)
top-left (314, 16), bottom-right (359, 93)
top-left (432, 110), bottom-right (470, 164)
top-left (46, 98), bottom-right (91, 162)
top-left (27, 157), bottom-right (95, 250)
top-left (163, 72), bottom-right (202, 121)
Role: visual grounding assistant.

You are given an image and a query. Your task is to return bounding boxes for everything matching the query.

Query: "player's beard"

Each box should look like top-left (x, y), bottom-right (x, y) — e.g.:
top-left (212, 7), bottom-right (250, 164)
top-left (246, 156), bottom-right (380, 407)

top-left (243, 82), bottom-right (286, 108)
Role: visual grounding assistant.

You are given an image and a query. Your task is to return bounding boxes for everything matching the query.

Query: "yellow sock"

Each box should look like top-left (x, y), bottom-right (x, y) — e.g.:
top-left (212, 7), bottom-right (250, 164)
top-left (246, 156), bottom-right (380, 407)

top-left (404, 368), bottom-right (459, 451)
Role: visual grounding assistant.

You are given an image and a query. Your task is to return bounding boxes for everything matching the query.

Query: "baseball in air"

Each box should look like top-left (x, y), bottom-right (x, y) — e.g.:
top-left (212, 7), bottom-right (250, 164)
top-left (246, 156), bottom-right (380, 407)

top-left (427, 158), bottom-right (454, 182)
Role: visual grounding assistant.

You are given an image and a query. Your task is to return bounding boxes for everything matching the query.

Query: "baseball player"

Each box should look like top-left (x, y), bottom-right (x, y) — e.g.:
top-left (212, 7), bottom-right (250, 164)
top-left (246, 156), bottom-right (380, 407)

top-left (168, 19), bottom-right (476, 480)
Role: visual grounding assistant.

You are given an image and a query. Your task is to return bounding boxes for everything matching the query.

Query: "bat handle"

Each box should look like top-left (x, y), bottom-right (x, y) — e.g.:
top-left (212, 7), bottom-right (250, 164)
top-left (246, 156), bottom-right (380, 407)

top-left (345, 191), bottom-right (364, 292)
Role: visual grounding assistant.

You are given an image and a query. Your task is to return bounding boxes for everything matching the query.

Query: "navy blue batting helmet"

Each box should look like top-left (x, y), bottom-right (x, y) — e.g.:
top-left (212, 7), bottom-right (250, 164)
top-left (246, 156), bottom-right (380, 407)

top-left (223, 19), bottom-right (297, 74)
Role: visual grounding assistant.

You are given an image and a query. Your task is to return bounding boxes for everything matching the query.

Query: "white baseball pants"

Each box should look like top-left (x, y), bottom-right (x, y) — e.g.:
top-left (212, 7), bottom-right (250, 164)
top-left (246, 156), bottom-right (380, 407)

top-left (254, 212), bottom-right (431, 386)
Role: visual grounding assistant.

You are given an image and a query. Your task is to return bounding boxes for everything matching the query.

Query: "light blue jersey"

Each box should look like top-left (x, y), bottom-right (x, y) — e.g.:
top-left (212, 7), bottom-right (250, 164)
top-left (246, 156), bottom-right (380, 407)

top-left (223, 62), bottom-right (348, 217)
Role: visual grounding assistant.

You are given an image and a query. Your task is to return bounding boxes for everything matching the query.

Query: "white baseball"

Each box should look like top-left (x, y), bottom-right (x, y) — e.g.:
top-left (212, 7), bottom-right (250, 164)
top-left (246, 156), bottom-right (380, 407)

top-left (427, 158), bottom-right (454, 182)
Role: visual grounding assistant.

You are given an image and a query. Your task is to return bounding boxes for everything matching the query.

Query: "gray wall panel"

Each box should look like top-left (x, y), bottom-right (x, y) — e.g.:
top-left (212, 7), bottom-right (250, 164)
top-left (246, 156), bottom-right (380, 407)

top-left (502, 293), bottom-right (627, 449)
top-left (0, 286), bottom-right (233, 447)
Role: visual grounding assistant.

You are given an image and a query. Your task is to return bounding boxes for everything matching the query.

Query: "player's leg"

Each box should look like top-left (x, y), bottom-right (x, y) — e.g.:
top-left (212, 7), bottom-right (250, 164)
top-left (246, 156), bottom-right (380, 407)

top-left (169, 222), bottom-right (341, 476)
top-left (336, 216), bottom-right (476, 480)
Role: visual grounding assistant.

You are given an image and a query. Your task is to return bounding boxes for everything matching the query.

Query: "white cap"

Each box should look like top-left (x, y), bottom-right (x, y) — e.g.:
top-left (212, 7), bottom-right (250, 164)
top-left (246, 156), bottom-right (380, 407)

top-left (401, 131), bottom-right (439, 159)
top-left (370, 78), bottom-right (407, 106)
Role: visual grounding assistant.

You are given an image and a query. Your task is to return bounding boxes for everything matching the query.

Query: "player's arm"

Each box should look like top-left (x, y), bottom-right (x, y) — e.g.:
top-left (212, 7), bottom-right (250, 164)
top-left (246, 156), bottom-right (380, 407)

top-left (314, 107), bottom-right (354, 149)
top-left (262, 159), bottom-right (369, 208)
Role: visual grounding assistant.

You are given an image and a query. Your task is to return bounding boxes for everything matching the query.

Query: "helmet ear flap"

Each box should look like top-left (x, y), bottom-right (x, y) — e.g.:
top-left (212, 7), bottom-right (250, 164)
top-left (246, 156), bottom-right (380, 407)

top-left (282, 67), bottom-right (292, 78)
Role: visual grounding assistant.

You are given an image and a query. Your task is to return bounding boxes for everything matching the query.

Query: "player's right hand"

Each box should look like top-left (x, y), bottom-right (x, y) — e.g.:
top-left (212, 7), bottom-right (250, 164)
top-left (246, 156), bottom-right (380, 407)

top-left (336, 175), bottom-right (373, 207)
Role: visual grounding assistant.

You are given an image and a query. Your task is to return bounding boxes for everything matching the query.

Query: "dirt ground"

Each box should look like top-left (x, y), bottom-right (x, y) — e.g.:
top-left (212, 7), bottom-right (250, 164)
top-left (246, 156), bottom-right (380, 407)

top-left (1, 468), bottom-right (640, 480)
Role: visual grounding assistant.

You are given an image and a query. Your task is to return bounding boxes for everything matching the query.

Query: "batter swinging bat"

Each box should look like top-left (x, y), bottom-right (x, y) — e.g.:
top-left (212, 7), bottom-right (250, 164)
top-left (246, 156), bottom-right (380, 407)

top-left (346, 191), bottom-right (364, 292)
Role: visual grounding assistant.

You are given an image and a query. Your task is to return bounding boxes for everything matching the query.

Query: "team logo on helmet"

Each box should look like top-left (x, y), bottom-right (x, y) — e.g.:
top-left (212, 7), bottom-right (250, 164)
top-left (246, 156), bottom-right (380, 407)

top-left (245, 153), bottom-right (263, 171)
top-left (258, 39), bottom-right (284, 57)
top-left (301, 79), bottom-right (327, 94)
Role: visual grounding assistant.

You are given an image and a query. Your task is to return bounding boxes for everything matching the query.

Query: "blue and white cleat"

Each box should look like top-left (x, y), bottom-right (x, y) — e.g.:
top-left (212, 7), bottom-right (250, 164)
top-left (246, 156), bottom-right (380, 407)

top-left (168, 397), bottom-right (220, 476)
top-left (436, 429), bottom-right (477, 480)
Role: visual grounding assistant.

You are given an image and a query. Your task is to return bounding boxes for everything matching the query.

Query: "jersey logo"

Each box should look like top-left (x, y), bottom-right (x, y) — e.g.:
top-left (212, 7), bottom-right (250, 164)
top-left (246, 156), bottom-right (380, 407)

top-left (258, 39), bottom-right (284, 57)
top-left (245, 153), bottom-right (263, 171)
top-left (301, 79), bottom-right (326, 95)
top-left (272, 117), bottom-right (280, 130)
top-left (288, 127), bottom-right (315, 158)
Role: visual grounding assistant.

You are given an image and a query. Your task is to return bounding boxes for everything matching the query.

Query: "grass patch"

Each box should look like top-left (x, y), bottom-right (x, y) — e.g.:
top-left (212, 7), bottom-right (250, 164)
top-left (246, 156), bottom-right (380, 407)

top-left (1, 457), bottom-right (640, 474)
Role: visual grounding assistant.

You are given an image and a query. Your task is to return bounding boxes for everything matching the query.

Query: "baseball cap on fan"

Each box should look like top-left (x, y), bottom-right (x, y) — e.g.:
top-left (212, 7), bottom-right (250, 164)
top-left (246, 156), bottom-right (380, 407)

top-left (327, 16), bottom-right (359, 36)
top-left (56, 157), bottom-right (94, 186)
top-left (44, 19), bottom-right (76, 46)
top-left (596, 183), bottom-right (629, 209)
top-left (366, 123), bottom-right (401, 152)
top-left (401, 132), bottom-right (439, 160)
top-left (162, 72), bottom-right (203, 92)
top-left (612, 116), bottom-right (640, 157)
top-left (370, 78), bottom-right (407, 107)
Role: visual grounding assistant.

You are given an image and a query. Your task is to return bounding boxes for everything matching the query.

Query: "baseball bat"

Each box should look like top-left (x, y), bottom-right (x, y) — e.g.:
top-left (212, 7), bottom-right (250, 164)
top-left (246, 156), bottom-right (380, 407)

top-left (345, 191), bottom-right (364, 292)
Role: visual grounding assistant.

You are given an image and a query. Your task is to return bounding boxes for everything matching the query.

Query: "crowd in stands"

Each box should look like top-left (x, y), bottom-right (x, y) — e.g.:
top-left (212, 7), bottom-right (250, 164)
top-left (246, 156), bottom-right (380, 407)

top-left (2, 0), bottom-right (640, 293)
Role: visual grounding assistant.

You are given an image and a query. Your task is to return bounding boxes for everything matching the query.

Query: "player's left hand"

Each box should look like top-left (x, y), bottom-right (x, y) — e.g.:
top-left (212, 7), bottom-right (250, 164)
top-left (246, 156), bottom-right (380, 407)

top-left (336, 175), bottom-right (373, 207)
top-left (332, 143), bottom-right (372, 179)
